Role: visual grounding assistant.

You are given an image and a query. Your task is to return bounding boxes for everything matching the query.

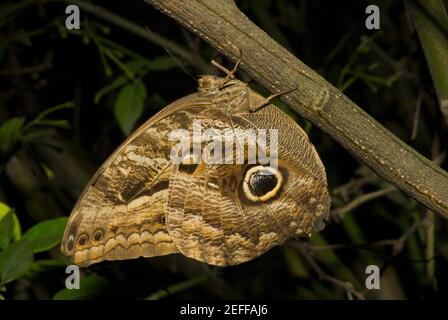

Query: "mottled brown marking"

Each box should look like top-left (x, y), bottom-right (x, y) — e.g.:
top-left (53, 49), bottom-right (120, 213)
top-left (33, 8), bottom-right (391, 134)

top-left (228, 175), bottom-right (238, 193)
top-left (120, 181), bottom-right (145, 203)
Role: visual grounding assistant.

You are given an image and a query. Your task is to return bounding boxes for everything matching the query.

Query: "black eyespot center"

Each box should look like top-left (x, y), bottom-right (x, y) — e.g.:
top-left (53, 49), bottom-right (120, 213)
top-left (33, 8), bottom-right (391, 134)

top-left (249, 169), bottom-right (279, 197)
top-left (78, 234), bottom-right (88, 246)
top-left (93, 229), bottom-right (103, 242)
top-left (160, 215), bottom-right (166, 224)
top-left (178, 162), bottom-right (198, 174)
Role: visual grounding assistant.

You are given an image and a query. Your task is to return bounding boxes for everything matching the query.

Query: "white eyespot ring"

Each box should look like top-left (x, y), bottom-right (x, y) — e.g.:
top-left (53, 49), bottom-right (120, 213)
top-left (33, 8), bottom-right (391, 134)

top-left (243, 165), bottom-right (283, 202)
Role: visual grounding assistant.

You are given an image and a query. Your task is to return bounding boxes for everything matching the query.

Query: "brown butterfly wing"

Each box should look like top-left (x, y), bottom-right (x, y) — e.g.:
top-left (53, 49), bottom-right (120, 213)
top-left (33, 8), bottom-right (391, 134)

top-left (166, 103), bottom-right (330, 266)
top-left (60, 94), bottom-right (210, 266)
top-left (61, 77), bottom-right (330, 267)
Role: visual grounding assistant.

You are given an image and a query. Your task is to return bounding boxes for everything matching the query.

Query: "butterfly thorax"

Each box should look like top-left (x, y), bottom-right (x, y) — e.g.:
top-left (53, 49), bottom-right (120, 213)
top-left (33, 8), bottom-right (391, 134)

top-left (197, 75), bottom-right (253, 113)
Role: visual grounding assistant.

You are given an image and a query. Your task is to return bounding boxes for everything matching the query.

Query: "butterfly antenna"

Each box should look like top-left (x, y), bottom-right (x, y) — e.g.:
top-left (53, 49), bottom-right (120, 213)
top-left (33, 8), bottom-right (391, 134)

top-left (144, 26), bottom-right (197, 81)
top-left (163, 47), bottom-right (197, 81)
top-left (211, 57), bottom-right (241, 80)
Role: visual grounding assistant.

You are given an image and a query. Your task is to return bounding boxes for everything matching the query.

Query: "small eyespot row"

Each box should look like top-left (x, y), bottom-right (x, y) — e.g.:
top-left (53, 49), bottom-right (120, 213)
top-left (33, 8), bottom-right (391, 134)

top-left (93, 229), bottom-right (104, 242)
top-left (78, 234), bottom-right (88, 246)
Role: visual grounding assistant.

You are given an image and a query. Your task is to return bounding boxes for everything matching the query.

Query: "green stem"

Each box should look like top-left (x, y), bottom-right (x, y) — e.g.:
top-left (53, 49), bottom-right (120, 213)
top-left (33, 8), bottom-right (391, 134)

top-left (145, 275), bottom-right (208, 300)
top-left (411, 0), bottom-right (448, 124)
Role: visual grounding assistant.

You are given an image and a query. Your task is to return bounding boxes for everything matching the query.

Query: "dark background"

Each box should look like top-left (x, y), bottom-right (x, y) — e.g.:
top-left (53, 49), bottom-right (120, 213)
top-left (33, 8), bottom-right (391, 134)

top-left (0, 0), bottom-right (447, 299)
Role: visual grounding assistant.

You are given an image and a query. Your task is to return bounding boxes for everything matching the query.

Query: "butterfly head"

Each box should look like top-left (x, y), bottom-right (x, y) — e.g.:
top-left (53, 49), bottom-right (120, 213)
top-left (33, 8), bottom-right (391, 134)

top-left (198, 75), bottom-right (242, 96)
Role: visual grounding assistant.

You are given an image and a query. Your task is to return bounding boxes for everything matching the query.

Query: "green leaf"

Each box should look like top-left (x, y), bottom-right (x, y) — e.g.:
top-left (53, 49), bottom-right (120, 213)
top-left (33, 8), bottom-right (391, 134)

top-left (32, 259), bottom-right (67, 269)
top-left (29, 259), bottom-right (68, 278)
top-left (0, 202), bottom-right (21, 243)
top-left (114, 80), bottom-right (147, 136)
top-left (0, 211), bottom-right (13, 250)
top-left (94, 56), bottom-right (176, 105)
top-left (53, 275), bottom-right (109, 300)
top-left (94, 76), bottom-right (129, 104)
top-left (94, 59), bottom-right (149, 104)
top-left (0, 240), bottom-right (33, 286)
top-left (22, 217), bottom-right (68, 253)
top-left (0, 117), bottom-right (24, 155)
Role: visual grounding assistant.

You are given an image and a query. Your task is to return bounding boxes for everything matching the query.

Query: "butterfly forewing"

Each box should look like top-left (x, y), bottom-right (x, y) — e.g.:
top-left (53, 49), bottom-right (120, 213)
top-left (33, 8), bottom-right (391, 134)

top-left (60, 97), bottom-right (210, 266)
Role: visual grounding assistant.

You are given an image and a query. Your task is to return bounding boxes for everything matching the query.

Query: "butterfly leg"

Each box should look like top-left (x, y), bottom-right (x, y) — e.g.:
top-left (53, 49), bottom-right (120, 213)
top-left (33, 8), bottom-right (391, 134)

top-left (250, 86), bottom-right (297, 112)
top-left (211, 48), bottom-right (243, 83)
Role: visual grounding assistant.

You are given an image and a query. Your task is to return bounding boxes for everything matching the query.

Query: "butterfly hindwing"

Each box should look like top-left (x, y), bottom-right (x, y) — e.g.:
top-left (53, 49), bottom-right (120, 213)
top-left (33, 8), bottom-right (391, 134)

top-left (165, 103), bottom-right (330, 266)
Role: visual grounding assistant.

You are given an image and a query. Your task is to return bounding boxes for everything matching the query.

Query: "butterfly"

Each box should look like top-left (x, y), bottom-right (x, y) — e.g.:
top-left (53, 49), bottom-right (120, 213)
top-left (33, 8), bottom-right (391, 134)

top-left (61, 60), bottom-right (331, 267)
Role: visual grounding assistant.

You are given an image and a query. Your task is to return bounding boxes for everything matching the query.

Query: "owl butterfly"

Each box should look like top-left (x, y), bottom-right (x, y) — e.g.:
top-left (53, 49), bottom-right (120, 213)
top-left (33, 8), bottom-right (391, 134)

top-left (61, 60), bottom-right (331, 267)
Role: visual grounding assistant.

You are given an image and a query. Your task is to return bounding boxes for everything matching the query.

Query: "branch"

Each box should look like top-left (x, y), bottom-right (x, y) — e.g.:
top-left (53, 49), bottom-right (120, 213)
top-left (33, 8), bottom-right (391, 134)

top-left (331, 186), bottom-right (397, 220)
top-left (146, 0), bottom-right (448, 218)
top-left (374, 212), bottom-right (430, 255)
top-left (297, 243), bottom-right (365, 300)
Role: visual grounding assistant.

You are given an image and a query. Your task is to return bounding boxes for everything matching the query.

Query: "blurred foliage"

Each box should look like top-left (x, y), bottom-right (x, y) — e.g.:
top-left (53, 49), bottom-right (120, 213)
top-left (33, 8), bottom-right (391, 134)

top-left (0, 0), bottom-right (447, 300)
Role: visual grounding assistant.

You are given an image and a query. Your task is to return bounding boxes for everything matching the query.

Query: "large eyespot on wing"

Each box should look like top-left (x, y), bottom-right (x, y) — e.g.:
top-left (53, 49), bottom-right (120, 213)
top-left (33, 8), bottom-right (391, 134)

top-left (165, 107), bottom-right (330, 267)
top-left (242, 165), bottom-right (283, 202)
top-left (60, 96), bottom-right (211, 267)
top-left (207, 101), bottom-right (331, 229)
top-left (237, 100), bottom-right (331, 232)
